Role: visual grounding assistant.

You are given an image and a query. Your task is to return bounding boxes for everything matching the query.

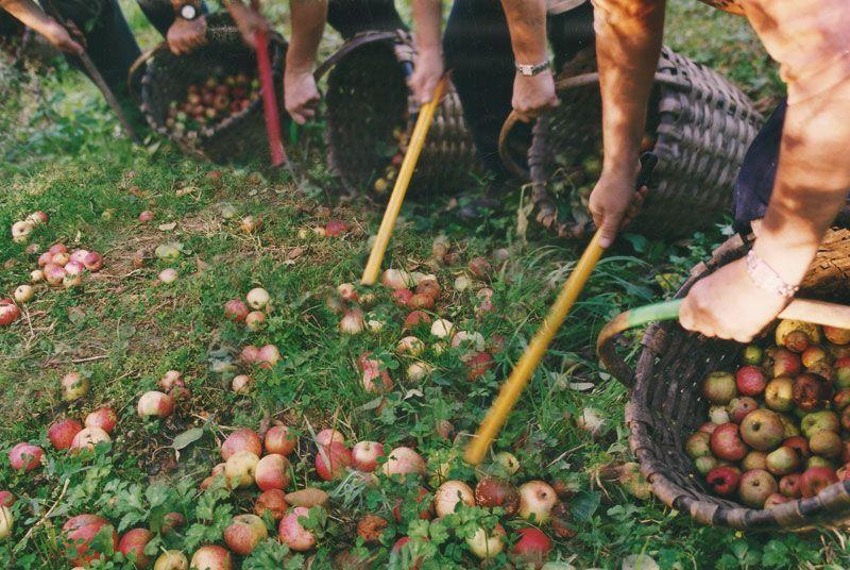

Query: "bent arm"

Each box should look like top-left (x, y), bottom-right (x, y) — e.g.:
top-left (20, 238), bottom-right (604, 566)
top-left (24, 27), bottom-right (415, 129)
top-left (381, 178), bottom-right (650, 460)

top-left (287, 0), bottom-right (327, 76)
top-left (1, 0), bottom-right (82, 53)
top-left (409, 0), bottom-right (443, 103)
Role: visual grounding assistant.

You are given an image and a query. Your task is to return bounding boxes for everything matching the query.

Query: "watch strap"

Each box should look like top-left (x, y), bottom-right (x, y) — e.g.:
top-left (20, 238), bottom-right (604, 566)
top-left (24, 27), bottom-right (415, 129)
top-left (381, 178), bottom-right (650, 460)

top-left (745, 249), bottom-right (800, 299)
top-left (515, 59), bottom-right (550, 76)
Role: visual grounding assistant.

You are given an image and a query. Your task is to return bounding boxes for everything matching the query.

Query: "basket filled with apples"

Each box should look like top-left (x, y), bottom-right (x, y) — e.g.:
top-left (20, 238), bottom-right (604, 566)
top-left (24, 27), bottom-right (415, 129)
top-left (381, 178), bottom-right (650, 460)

top-left (317, 30), bottom-right (480, 198)
top-left (600, 227), bottom-right (850, 531)
top-left (132, 13), bottom-right (290, 165)
top-left (526, 45), bottom-right (764, 241)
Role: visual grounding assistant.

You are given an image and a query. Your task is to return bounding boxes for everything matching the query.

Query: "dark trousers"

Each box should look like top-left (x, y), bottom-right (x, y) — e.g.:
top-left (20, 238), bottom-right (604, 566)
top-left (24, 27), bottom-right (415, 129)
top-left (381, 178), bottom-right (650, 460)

top-left (327, 0), bottom-right (406, 39)
top-left (444, 1), bottom-right (595, 180)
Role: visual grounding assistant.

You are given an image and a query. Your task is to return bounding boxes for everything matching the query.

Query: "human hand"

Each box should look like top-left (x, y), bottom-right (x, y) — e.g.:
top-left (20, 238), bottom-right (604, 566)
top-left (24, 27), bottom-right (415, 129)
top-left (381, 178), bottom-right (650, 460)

top-left (40, 18), bottom-right (83, 55)
top-left (228, 2), bottom-right (270, 50)
top-left (511, 70), bottom-right (559, 122)
top-left (284, 70), bottom-right (320, 124)
top-left (588, 165), bottom-right (648, 248)
top-left (166, 16), bottom-right (207, 55)
top-left (409, 48), bottom-right (444, 105)
top-left (679, 257), bottom-right (789, 342)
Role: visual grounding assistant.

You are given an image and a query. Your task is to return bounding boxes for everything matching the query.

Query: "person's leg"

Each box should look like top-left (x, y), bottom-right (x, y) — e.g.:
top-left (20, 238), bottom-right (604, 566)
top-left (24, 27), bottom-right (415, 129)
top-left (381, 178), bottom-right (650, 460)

top-left (733, 99), bottom-right (785, 234)
top-left (443, 0), bottom-right (516, 184)
top-left (327, 0), bottom-right (406, 40)
top-left (547, 1), bottom-right (595, 71)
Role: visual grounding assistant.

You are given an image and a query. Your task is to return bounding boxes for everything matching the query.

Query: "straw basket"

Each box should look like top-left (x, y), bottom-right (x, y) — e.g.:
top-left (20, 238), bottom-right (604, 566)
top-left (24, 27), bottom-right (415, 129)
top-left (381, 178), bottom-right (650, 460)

top-left (524, 46), bottom-right (764, 240)
top-left (319, 30), bottom-right (479, 198)
top-left (599, 228), bottom-right (850, 531)
top-left (132, 13), bottom-right (289, 164)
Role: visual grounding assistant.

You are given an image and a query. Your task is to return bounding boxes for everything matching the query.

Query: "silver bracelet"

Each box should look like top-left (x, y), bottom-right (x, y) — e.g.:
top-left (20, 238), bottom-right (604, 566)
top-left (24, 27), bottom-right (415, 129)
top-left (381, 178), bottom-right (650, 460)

top-left (745, 249), bottom-right (800, 299)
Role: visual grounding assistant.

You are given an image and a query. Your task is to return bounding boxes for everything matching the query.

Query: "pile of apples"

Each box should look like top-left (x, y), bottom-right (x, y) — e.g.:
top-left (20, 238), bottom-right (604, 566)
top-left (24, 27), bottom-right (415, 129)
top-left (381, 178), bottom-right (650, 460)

top-left (136, 369), bottom-right (192, 420)
top-left (187, 424), bottom-right (565, 566)
top-left (163, 73), bottom-right (261, 141)
top-left (10, 210), bottom-right (47, 244)
top-left (688, 319), bottom-right (850, 508)
top-left (371, 127), bottom-right (409, 195)
top-left (224, 287), bottom-right (271, 333)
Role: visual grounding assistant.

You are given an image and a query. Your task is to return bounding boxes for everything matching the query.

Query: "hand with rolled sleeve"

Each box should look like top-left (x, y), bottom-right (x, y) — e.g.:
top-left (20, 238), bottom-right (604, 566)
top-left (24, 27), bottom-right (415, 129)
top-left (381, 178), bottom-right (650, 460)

top-left (0, 0), bottom-right (83, 54)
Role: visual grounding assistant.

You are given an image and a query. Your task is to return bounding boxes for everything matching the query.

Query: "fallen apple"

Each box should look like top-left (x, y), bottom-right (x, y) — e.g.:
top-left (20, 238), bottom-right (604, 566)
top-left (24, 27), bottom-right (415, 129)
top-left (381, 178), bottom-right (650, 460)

top-left (278, 506), bottom-right (317, 552)
top-left (223, 514), bottom-right (268, 556)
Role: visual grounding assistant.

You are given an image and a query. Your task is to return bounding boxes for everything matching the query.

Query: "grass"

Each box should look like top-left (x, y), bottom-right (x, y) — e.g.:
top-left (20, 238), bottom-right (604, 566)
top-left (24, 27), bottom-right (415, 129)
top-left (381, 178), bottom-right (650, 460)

top-left (0, 2), bottom-right (844, 569)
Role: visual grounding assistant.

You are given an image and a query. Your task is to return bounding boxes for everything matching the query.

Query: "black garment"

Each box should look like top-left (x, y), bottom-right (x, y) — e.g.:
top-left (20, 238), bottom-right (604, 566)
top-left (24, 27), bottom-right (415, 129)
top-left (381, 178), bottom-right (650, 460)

top-left (327, 0), bottom-right (406, 40)
top-left (443, 0), bottom-right (595, 180)
top-left (137, 0), bottom-right (209, 38)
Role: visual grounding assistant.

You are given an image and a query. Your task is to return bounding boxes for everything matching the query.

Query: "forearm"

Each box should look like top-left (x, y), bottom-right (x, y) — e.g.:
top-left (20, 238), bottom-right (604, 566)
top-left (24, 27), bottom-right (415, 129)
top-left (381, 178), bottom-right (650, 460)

top-left (500, 0), bottom-right (547, 64)
top-left (411, 0), bottom-right (441, 55)
top-left (287, 0), bottom-right (327, 74)
top-left (592, 0), bottom-right (664, 177)
top-left (754, 81), bottom-right (850, 284)
top-left (1, 0), bottom-right (53, 32)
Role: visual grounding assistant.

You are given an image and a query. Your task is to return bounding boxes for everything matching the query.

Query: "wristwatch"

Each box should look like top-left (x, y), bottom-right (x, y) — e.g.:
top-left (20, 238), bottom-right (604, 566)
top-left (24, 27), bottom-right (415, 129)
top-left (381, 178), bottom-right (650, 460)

top-left (179, 3), bottom-right (199, 20)
top-left (515, 58), bottom-right (550, 76)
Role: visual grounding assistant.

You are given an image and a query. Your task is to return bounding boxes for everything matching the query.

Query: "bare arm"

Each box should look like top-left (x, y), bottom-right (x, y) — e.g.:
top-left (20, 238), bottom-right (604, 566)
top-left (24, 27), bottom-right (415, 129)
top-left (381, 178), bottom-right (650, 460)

top-left (587, 0), bottom-right (665, 247)
top-left (409, 0), bottom-right (443, 104)
top-left (500, 0), bottom-right (558, 120)
top-left (284, 0), bottom-right (327, 123)
top-left (0, 0), bottom-right (82, 53)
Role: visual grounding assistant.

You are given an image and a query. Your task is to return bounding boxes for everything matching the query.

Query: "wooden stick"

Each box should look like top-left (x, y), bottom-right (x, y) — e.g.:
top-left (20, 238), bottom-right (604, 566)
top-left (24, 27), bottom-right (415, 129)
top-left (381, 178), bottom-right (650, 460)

top-left (360, 76), bottom-right (448, 286)
top-left (465, 230), bottom-right (605, 465)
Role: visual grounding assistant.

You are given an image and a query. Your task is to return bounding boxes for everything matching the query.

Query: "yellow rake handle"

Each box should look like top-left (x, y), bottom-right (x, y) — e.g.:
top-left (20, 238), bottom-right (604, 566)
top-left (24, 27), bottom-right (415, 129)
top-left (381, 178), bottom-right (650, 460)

top-left (361, 76), bottom-right (449, 286)
top-left (464, 230), bottom-right (605, 465)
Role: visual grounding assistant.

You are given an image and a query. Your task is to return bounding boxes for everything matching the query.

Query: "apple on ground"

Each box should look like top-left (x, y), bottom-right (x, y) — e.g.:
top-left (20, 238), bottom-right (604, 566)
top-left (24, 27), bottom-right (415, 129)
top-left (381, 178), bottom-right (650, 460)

top-left (118, 528), bottom-right (154, 569)
top-left (0, 506), bottom-right (12, 540)
top-left (62, 514), bottom-right (119, 566)
top-left (9, 443), bottom-right (43, 471)
top-left (264, 425), bottom-right (296, 456)
top-left (220, 429), bottom-right (262, 460)
top-left (225, 451), bottom-right (259, 488)
top-left (434, 481), bottom-right (475, 517)
top-left (255, 454), bottom-right (292, 491)
top-left (466, 523), bottom-right (505, 560)
top-left (801, 410), bottom-right (840, 439)
top-left (518, 480), bottom-right (558, 523)
top-left (189, 545), bottom-right (232, 570)
top-left (382, 446), bottom-right (426, 479)
top-left (351, 441), bottom-right (385, 472)
top-left (809, 431), bottom-right (843, 458)
top-left (278, 506), bottom-right (317, 552)
top-left (47, 418), bottom-right (83, 450)
top-left (70, 427), bottom-right (112, 453)
top-left (474, 477), bottom-right (520, 516)
top-left (85, 407), bottom-right (118, 434)
top-left (154, 551), bottom-right (188, 570)
top-left (254, 489), bottom-right (289, 521)
top-left (315, 442), bottom-right (353, 481)
top-left (512, 527), bottom-right (553, 567)
top-left (223, 514), bottom-right (268, 556)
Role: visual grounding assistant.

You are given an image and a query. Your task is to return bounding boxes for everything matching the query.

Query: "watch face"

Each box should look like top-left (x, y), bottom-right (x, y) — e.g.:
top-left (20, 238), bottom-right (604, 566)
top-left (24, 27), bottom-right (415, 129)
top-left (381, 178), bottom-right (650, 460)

top-left (180, 4), bottom-right (197, 19)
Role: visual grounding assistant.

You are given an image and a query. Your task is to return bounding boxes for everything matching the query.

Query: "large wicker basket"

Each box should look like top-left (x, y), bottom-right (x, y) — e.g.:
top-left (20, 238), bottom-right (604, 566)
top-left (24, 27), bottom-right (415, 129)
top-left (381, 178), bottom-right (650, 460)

top-left (600, 228), bottom-right (850, 531)
top-left (526, 46), bottom-right (764, 240)
top-left (318, 30), bottom-right (480, 198)
top-left (132, 13), bottom-right (289, 165)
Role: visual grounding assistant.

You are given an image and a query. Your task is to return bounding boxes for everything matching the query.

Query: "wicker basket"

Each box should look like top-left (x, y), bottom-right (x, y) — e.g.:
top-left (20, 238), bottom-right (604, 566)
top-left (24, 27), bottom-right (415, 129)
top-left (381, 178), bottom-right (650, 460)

top-left (526, 46), bottom-right (764, 240)
top-left (319, 30), bottom-right (480, 198)
top-left (600, 228), bottom-right (850, 531)
top-left (132, 13), bottom-right (289, 164)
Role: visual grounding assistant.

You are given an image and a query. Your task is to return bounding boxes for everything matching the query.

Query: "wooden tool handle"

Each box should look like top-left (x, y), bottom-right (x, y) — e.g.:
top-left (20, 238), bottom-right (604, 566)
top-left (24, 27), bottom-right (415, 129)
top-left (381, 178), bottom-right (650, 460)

top-left (254, 27), bottom-right (286, 167)
top-left (597, 298), bottom-right (850, 387)
top-left (360, 76), bottom-right (448, 286)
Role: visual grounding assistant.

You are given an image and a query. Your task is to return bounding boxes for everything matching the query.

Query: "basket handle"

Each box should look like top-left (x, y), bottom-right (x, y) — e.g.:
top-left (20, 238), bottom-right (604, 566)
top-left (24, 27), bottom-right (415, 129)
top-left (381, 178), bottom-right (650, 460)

top-left (497, 70), bottom-right (691, 180)
top-left (597, 298), bottom-right (850, 388)
top-left (314, 30), bottom-right (402, 82)
top-left (127, 44), bottom-right (165, 106)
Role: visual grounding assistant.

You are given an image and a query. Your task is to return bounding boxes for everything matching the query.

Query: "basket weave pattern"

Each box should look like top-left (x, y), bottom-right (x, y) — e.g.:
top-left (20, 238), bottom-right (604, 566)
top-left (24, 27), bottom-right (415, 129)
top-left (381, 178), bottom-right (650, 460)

top-left (625, 228), bottom-right (850, 531)
top-left (529, 46), bottom-right (764, 240)
top-left (138, 13), bottom-right (288, 164)
top-left (323, 31), bottom-right (479, 197)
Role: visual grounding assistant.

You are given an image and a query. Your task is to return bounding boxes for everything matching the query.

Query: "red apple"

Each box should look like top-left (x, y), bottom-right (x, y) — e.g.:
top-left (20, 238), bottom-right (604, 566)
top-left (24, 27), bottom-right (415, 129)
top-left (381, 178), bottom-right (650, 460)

top-left (223, 514), bottom-right (267, 556)
top-left (315, 442), bottom-right (353, 481)
top-left (779, 473), bottom-right (802, 498)
top-left (85, 407), bottom-right (118, 434)
top-left (189, 545), bottom-right (231, 570)
top-left (706, 466), bottom-right (741, 497)
top-left (783, 436), bottom-right (811, 458)
top-left (393, 488), bottom-right (433, 522)
top-left (382, 446), bottom-right (426, 479)
top-left (161, 512), bottom-right (185, 535)
top-left (119, 528), bottom-right (154, 569)
top-left (764, 493), bottom-right (791, 509)
top-left (0, 299), bottom-right (21, 327)
top-left (278, 506), bottom-right (316, 552)
top-left (264, 425), bottom-right (297, 456)
top-left (518, 480), bottom-right (558, 523)
top-left (710, 423), bottom-right (748, 462)
top-left (351, 441), bottom-right (385, 472)
top-left (153, 550), bottom-right (188, 570)
top-left (62, 514), bottom-right (118, 566)
top-left (512, 527), bottom-right (552, 567)
top-left (773, 348), bottom-right (802, 377)
top-left (9, 443), bottom-right (43, 471)
top-left (698, 422), bottom-right (718, 435)
top-left (0, 491), bottom-right (14, 507)
top-left (404, 310), bottom-right (432, 329)
top-left (736, 366), bottom-right (767, 396)
top-left (474, 477), bottom-right (520, 516)
top-left (255, 454), bottom-right (292, 491)
top-left (802, 346), bottom-right (829, 368)
top-left (47, 418), bottom-right (83, 450)
top-left (784, 330), bottom-right (811, 353)
top-left (137, 391), bottom-right (173, 419)
top-left (224, 299), bottom-right (248, 322)
top-left (466, 352), bottom-right (494, 381)
top-left (70, 428), bottom-right (111, 452)
top-left (833, 388), bottom-right (850, 410)
top-left (727, 397), bottom-right (759, 424)
top-left (220, 429), bottom-right (262, 461)
top-left (356, 514), bottom-right (388, 544)
top-left (800, 466), bottom-right (838, 498)
top-left (315, 429), bottom-right (345, 447)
